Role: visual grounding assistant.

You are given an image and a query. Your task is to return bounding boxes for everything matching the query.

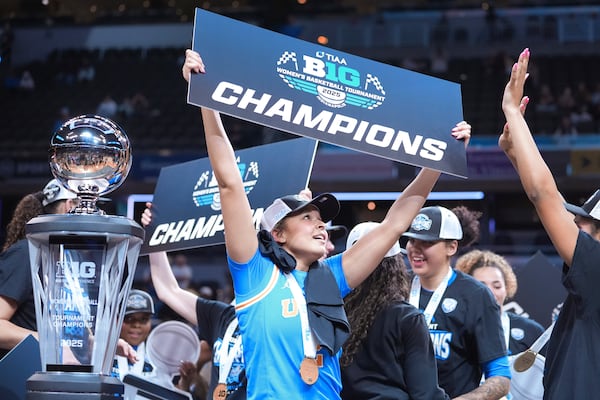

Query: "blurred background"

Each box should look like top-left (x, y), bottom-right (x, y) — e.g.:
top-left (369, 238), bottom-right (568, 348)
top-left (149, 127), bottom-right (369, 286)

top-left (1, 0), bottom-right (599, 295)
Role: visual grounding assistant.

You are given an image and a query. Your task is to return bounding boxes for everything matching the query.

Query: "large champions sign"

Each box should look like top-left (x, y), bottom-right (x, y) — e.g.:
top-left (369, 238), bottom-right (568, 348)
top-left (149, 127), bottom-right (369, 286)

top-left (188, 9), bottom-right (467, 177)
top-left (140, 137), bottom-right (318, 254)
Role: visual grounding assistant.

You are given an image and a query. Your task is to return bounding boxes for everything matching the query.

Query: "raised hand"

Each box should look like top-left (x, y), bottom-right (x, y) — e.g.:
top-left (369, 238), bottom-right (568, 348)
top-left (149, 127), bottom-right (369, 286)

top-left (502, 48), bottom-right (530, 116)
top-left (182, 49), bottom-right (206, 83)
top-left (141, 202), bottom-right (153, 228)
top-left (451, 120), bottom-right (472, 149)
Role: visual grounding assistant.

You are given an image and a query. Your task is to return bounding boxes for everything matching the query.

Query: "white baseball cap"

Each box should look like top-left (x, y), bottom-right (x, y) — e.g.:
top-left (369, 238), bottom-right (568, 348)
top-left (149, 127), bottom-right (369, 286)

top-left (260, 193), bottom-right (340, 232)
top-left (42, 179), bottom-right (78, 207)
top-left (346, 221), bottom-right (402, 257)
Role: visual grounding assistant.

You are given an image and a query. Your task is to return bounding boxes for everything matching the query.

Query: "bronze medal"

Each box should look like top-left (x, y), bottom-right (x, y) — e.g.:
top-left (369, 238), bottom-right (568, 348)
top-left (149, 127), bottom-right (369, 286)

top-left (513, 349), bottom-right (537, 372)
top-left (213, 383), bottom-right (228, 400)
top-left (299, 357), bottom-right (319, 385)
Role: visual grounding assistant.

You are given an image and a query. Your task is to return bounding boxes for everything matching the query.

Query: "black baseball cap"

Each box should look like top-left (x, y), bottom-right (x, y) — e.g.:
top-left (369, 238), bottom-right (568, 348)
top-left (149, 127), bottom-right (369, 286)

top-left (565, 189), bottom-right (600, 222)
top-left (125, 289), bottom-right (155, 315)
top-left (402, 206), bottom-right (463, 242)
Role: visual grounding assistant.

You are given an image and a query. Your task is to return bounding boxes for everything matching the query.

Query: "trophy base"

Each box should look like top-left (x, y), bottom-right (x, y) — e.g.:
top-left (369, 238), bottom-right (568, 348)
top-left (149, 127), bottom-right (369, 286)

top-left (26, 372), bottom-right (123, 399)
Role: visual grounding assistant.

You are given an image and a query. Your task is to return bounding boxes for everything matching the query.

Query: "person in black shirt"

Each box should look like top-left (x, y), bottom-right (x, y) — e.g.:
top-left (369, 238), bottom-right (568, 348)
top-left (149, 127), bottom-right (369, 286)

top-left (142, 203), bottom-right (245, 400)
top-left (501, 47), bottom-right (600, 400)
top-left (0, 179), bottom-right (78, 359)
top-left (402, 206), bottom-right (510, 399)
top-left (341, 221), bottom-right (449, 400)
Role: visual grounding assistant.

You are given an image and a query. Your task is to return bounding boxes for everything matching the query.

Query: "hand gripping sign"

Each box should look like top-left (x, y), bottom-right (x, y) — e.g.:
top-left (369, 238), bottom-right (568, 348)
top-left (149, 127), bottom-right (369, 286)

top-left (188, 9), bottom-right (467, 178)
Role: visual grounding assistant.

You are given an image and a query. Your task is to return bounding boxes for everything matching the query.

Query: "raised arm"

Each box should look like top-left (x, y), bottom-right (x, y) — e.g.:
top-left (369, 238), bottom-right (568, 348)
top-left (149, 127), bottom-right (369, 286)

top-left (142, 203), bottom-right (198, 324)
top-left (183, 49), bottom-right (257, 263)
top-left (0, 297), bottom-right (37, 351)
top-left (500, 48), bottom-right (579, 266)
top-left (342, 122), bottom-right (471, 288)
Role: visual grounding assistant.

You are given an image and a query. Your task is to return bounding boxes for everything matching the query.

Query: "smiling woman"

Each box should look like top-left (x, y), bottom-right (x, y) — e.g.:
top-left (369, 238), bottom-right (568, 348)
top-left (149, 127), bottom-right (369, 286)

top-left (111, 289), bottom-right (156, 381)
top-left (454, 249), bottom-right (545, 357)
top-left (402, 205), bottom-right (511, 399)
top-left (182, 47), bottom-right (471, 400)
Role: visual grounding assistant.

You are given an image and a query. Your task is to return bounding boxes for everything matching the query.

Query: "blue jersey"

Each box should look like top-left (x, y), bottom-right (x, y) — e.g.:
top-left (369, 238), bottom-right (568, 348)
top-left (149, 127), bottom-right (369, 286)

top-left (229, 250), bottom-right (350, 400)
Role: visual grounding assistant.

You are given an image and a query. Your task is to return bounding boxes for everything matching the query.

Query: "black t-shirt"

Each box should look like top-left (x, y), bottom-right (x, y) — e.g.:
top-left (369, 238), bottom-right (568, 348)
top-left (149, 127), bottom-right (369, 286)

top-left (543, 231), bottom-right (600, 399)
top-left (507, 311), bottom-right (545, 356)
top-left (0, 239), bottom-right (36, 359)
top-left (195, 297), bottom-right (246, 400)
top-left (341, 301), bottom-right (449, 400)
top-left (416, 270), bottom-right (507, 398)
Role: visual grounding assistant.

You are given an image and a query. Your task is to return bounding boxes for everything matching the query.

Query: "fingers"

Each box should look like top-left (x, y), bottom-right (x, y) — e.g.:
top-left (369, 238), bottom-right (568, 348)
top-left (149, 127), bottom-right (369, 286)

top-left (451, 121), bottom-right (471, 139)
top-left (503, 48), bottom-right (530, 115)
top-left (117, 339), bottom-right (139, 363)
top-left (510, 48), bottom-right (529, 88)
top-left (182, 49), bottom-right (206, 82)
top-left (141, 207), bottom-right (152, 227)
top-left (178, 360), bottom-right (196, 375)
top-left (451, 121), bottom-right (471, 149)
top-left (298, 188), bottom-right (312, 200)
top-left (520, 96), bottom-right (529, 116)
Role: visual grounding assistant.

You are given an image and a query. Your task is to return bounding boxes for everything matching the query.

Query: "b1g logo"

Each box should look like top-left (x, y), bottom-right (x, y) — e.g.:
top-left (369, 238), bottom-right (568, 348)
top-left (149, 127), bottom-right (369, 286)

top-left (192, 156), bottom-right (259, 211)
top-left (56, 261), bottom-right (97, 279)
top-left (276, 50), bottom-right (386, 110)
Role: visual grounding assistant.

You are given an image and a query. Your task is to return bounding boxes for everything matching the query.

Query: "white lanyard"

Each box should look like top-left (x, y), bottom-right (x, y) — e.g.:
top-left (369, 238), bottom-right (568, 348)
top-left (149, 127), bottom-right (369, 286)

top-left (285, 272), bottom-right (317, 359)
top-left (530, 320), bottom-right (555, 354)
top-left (501, 311), bottom-right (510, 350)
top-left (117, 342), bottom-right (146, 380)
top-left (217, 318), bottom-right (243, 385)
top-left (409, 267), bottom-right (453, 326)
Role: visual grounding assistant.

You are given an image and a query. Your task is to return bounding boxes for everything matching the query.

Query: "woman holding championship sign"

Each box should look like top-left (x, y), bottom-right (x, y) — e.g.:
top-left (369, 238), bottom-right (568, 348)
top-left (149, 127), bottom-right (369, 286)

top-left (182, 49), bottom-right (470, 400)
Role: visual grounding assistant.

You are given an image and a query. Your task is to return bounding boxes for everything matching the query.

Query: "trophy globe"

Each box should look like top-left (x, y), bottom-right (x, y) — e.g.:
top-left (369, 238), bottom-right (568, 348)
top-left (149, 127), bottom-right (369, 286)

top-left (25, 114), bottom-right (144, 399)
top-left (49, 114), bottom-right (132, 214)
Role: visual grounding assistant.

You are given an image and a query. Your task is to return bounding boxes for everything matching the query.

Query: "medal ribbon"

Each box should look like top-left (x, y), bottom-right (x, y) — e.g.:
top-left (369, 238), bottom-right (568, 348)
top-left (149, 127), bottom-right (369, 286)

top-left (530, 320), bottom-right (555, 354)
top-left (285, 272), bottom-right (317, 359)
top-left (501, 311), bottom-right (510, 350)
top-left (217, 318), bottom-right (243, 385)
top-left (409, 266), bottom-right (453, 326)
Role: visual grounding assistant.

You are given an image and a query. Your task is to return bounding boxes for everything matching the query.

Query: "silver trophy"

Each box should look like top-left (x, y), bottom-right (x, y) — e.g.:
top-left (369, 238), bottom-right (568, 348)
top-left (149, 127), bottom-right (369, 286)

top-left (49, 114), bottom-right (132, 214)
top-left (26, 115), bottom-right (144, 399)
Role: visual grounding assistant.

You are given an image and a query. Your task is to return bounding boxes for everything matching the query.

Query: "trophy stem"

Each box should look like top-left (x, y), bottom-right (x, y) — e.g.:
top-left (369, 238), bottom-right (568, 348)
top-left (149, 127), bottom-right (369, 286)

top-left (71, 195), bottom-right (103, 215)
